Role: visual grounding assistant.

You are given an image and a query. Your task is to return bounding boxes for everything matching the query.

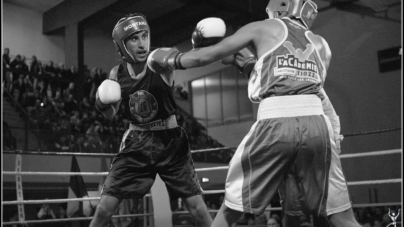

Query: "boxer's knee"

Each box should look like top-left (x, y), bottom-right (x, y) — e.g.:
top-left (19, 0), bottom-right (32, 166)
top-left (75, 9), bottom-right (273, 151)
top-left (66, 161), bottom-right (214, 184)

top-left (329, 208), bottom-right (361, 227)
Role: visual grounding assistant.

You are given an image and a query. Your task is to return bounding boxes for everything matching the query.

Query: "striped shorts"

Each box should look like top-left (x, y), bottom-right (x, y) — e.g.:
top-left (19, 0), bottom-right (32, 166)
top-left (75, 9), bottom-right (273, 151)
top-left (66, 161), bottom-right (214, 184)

top-left (224, 95), bottom-right (351, 216)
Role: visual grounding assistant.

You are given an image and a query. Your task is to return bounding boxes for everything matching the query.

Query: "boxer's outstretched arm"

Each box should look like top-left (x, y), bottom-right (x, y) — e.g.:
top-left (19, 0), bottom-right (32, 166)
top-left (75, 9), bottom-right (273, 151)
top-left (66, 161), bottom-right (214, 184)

top-left (180, 22), bottom-right (261, 68)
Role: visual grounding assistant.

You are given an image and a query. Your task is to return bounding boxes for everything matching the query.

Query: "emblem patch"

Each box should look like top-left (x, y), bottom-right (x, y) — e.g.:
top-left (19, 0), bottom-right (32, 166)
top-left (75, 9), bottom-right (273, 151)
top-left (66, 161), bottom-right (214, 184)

top-left (129, 90), bottom-right (158, 123)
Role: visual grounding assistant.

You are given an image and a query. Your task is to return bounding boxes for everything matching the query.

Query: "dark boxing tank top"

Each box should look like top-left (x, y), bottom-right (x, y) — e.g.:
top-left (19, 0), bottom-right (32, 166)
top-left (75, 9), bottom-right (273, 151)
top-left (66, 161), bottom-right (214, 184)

top-left (116, 63), bottom-right (176, 124)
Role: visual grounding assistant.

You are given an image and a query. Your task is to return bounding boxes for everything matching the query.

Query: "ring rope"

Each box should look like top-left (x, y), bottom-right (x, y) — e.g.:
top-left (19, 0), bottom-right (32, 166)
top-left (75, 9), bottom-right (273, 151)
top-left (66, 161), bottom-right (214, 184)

top-left (3, 147), bottom-right (402, 157)
top-left (343, 127), bottom-right (401, 137)
top-left (346, 178), bottom-right (401, 186)
top-left (2, 213), bottom-right (154, 226)
top-left (2, 171), bottom-right (109, 176)
top-left (339, 149), bottom-right (402, 159)
top-left (3, 194), bottom-right (152, 205)
top-left (5, 149), bottom-right (399, 176)
top-left (3, 177), bottom-right (401, 206)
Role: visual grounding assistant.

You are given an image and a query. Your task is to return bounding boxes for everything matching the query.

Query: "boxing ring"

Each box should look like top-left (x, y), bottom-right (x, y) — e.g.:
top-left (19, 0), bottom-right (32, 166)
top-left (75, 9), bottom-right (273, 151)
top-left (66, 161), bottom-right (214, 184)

top-left (2, 128), bottom-right (402, 226)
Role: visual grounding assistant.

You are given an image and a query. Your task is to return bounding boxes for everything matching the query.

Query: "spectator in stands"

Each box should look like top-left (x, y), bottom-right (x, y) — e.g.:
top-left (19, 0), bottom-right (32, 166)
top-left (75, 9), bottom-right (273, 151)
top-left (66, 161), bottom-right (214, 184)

top-left (3, 126), bottom-right (17, 150)
top-left (3, 47), bottom-right (11, 67)
top-left (86, 122), bottom-right (103, 153)
top-left (9, 54), bottom-right (21, 71)
top-left (32, 62), bottom-right (44, 91)
top-left (64, 94), bottom-right (79, 113)
top-left (59, 116), bottom-right (71, 134)
top-left (24, 88), bottom-right (42, 110)
top-left (82, 69), bottom-right (93, 99)
top-left (72, 134), bottom-right (89, 153)
top-left (58, 63), bottom-right (70, 98)
top-left (373, 219), bottom-right (382, 227)
top-left (44, 60), bottom-right (56, 76)
top-left (63, 82), bottom-right (77, 101)
top-left (11, 74), bottom-right (26, 106)
top-left (29, 55), bottom-right (39, 75)
top-left (53, 134), bottom-right (71, 151)
top-left (255, 213), bottom-right (267, 225)
top-left (78, 96), bottom-right (92, 113)
top-left (67, 65), bottom-right (79, 84)
top-left (18, 55), bottom-right (29, 72)
top-left (37, 201), bottom-right (56, 221)
top-left (89, 67), bottom-right (100, 101)
top-left (382, 212), bottom-right (392, 227)
top-left (57, 206), bottom-right (71, 227)
top-left (70, 110), bottom-right (82, 133)
top-left (80, 112), bottom-right (91, 133)
top-left (3, 48), bottom-right (11, 82)
top-left (267, 217), bottom-right (281, 227)
top-left (23, 74), bottom-right (34, 97)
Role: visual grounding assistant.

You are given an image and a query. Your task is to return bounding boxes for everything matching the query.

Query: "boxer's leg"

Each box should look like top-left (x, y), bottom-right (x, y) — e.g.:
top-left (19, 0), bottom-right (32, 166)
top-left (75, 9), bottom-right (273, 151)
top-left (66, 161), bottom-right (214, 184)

top-left (211, 204), bottom-right (243, 227)
top-left (182, 194), bottom-right (212, 227)
top-left (89, 195), bottom-right (121, 227)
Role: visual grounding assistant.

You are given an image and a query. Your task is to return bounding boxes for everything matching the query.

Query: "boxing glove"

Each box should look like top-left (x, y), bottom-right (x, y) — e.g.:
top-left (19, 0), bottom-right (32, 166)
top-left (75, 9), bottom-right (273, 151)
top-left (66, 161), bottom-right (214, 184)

top-left (95, 79), bottom-right (121, 111)
top-left (192, 17), bottom-right (226, 49)
top-left (221, 47), bottom-right (256, 77)
top-left (147, 47), bottom-right (185, 74)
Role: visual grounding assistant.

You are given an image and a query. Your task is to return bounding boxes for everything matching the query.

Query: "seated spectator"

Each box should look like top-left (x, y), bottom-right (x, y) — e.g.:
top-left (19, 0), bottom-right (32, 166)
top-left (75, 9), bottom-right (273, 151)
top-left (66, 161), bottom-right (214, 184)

top-left (3, 128), bottom-right (17, 150)
top-left (82, 69), bottom-right (93, 99)
top-left (255, 213), bottom-right (267, 225)
top-left (267, 217), bottom-right (280, 227)
top-left (3, 48), bottom-right (11, 85)
top-left (30, 55), bottom-right (38, 75)
top-left (52, 92), bottom-right (65, 110)
top-left (18, 55), bottom-right (29, 72)
top-left (44, 61), bottom-right (56, 76)
top-left (63, 82), bottom-right (77, 100)
top-left (59, 116), bottom-right (71, 134)
top-left (80, 112), bottom-right (91, 133)
top-left (11, 74), bottom-right (26, 106)
top-left (64, 94), bottom-right (78, 113)
top-left (3, 47), bottom-right (10, 68)
top-left (86, 122), bottom-right (103, 153)
top-left (24, 89), bottom-right (42, 110)
top-left (37, 202), bottom-right (56, 220)
top-left (9, 54), bottom-right (21, 71)
top-left (78, 96), bottom-right (92, 113)
top-left (70, 110), bottom-right (82, 133)
top-left (53, 134), bottom-right (71, 151)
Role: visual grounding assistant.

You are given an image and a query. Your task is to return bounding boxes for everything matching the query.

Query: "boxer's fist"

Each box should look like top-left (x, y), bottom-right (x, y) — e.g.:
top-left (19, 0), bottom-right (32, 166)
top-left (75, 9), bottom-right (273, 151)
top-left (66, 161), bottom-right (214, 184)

top-left (96, 79), bottom-right (121, 110)
top-left (221, 47), bottom-right (256, 76)
top-left (192, 18), bottom-right (226, 49)
top-left (147, 47), bottom-right (184, 74)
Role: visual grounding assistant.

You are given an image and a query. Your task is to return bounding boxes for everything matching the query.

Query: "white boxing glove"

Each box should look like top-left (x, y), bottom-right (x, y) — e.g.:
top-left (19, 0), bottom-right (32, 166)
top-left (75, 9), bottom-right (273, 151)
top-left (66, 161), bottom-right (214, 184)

top-left (192, 17), bottom-right (226, 48)
top-left (96, 79), bottom-right (121, 111)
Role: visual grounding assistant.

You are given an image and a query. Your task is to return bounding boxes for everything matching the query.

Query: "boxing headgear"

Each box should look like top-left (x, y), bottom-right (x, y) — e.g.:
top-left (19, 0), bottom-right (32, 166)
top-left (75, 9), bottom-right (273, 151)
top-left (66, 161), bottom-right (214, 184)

top-left (266, 0), bottom-right (318, 28)
top-left (112, 14), bottom-right (150, 64)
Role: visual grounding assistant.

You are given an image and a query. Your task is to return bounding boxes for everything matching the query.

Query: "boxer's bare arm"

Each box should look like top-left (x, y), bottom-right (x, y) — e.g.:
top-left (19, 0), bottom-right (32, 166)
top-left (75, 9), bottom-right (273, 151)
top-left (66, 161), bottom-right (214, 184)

top-left (180, 19), bottom-right (285, 68)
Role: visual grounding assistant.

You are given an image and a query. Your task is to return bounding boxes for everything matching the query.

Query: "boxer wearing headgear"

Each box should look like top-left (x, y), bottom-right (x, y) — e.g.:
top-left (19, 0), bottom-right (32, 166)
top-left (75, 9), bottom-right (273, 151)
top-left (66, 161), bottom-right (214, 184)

top-left (112, 13), bottom-right (150, 64)
top-left (90, 13), bottom-right (212, 227)
top-left (147, 1), bottom-right (361, 227)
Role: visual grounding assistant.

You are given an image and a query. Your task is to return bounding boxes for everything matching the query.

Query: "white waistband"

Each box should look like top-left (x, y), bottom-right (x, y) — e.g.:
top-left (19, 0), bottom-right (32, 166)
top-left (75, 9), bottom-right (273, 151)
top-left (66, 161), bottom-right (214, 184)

top-left (258, 95), bottom-right (324, 120)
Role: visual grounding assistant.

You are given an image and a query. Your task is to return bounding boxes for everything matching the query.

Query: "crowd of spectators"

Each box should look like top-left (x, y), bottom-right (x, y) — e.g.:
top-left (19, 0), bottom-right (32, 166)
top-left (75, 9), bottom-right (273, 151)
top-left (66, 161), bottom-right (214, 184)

top-left (2, 48), bottom-right (232, 162)
top-left (2, 49), bottom-right (402, 227)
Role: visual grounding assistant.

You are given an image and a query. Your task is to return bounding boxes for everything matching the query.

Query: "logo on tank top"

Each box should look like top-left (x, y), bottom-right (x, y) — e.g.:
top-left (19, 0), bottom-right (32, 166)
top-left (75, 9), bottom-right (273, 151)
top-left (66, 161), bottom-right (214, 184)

top-left (275, 41), bottom-right (320, 83)
top-left (129, 90), bottom-right (158, 123)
